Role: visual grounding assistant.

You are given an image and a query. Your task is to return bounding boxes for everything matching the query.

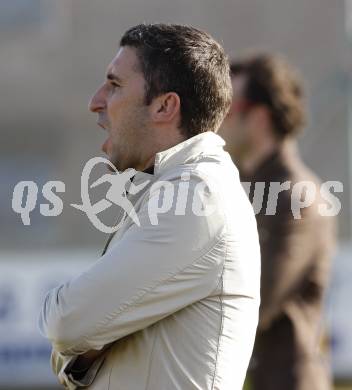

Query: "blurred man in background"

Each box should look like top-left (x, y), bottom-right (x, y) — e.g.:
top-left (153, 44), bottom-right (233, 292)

top-left (219, 54), bottom-right (335, 390)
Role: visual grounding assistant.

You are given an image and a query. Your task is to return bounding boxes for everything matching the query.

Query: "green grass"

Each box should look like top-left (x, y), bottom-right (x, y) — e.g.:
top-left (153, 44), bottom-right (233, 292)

top-left (243, 380), bottom-right (352, 390)
top-left (335, 385), bottom-right (352, 390)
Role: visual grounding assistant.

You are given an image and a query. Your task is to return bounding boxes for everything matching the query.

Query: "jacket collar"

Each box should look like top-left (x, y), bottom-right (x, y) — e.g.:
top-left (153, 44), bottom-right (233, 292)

top-left (131, 132), bottom-right (225, 186)
top-left (154, 132), bottom-right (225, 175)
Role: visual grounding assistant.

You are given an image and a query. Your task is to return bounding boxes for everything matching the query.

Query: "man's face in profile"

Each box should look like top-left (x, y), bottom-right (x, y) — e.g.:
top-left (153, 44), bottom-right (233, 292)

top-left (218, 75), bottom-right (251, 163)
top-left (89, 46), bottom-right (151, 171)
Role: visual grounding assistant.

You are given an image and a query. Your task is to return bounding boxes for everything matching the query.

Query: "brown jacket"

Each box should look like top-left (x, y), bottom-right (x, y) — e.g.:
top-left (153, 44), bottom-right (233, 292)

top-left (242, 141), bottom-right (335, 390)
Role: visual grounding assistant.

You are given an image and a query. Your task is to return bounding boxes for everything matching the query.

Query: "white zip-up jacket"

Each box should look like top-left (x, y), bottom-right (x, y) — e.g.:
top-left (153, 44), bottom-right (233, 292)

top-left (39, 132), bottom-right (261, 390)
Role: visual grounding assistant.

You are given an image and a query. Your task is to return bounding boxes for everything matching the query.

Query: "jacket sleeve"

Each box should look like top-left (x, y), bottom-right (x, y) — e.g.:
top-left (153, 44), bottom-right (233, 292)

top-left (50, 348), bottom-right (108, 389)
top-left (258, 191), bottom-right (333, 331)
top-left (39, 176), bottom-right (225, 355)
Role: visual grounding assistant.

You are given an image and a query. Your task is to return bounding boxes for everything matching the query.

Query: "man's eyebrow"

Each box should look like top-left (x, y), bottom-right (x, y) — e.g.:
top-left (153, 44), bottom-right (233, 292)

top-left (106, 73), bottom-right (123, 83)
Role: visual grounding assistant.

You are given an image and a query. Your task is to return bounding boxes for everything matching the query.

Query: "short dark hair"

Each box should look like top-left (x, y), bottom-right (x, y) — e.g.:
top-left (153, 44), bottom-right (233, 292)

top-left (230, 54), bottom-right (306, 138)
top-left (120, 23), bottom-right (232, 138)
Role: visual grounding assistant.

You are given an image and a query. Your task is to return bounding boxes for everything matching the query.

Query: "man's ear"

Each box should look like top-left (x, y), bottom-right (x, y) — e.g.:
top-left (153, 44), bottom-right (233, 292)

top-left (150, 92), bottom-right (181, 124)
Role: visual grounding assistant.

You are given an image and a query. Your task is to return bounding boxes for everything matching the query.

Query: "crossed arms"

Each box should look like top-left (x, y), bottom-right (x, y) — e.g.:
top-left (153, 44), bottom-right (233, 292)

top-left (39, 177), bottom-right (225, 385)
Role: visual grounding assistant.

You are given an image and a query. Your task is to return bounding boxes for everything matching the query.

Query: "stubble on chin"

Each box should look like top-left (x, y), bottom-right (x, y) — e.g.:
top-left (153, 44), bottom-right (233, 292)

top-left (109, 104), bottom-right (151, 172)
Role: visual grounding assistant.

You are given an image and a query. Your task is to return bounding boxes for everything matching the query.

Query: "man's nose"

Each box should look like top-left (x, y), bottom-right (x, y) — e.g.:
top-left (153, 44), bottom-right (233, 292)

top-left (89, 86), bottom-right (106, 113)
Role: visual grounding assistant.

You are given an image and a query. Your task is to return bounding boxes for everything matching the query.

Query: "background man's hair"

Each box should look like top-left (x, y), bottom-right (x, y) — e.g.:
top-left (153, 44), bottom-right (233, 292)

top-left (120, 23), bottom-right (232, 138)
top-left (230, 53), bottom-right (306, 138)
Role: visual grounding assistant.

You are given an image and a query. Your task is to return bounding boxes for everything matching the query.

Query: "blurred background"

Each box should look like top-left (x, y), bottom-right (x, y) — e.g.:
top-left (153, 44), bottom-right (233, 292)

top-left (0, 0), bottom-right (351, 388)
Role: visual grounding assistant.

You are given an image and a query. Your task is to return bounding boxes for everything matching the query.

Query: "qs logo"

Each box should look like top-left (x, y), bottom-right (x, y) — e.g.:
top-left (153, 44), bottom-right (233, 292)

top-left (11, 157), bottom-right (150, 233)
top-left (71, 157), bottom-right (150, 233)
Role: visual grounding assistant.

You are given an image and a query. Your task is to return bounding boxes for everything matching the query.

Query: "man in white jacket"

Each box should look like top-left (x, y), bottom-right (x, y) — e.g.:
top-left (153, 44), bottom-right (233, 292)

top-left (39, 23), bottom-right (260, 389)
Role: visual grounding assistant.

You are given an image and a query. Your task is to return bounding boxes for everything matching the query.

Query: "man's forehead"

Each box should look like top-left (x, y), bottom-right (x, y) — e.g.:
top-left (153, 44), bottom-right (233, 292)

top-left (106, 46), bottom-right (140, 78)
